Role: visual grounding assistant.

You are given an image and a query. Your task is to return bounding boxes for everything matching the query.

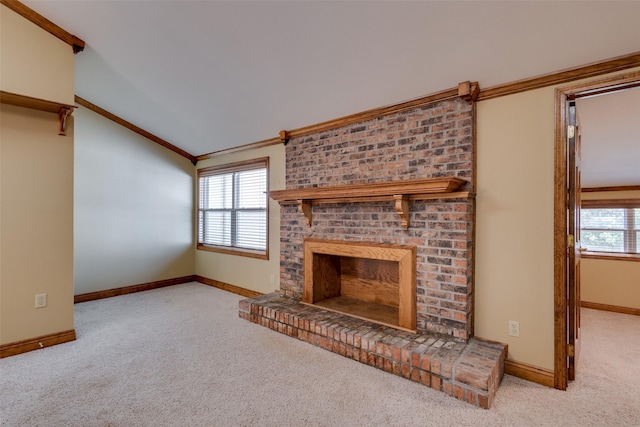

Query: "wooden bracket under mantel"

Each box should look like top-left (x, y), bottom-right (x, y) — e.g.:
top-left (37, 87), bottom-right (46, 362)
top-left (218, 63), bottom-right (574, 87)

top-left (393, 195), bottom-right (410, 229)
top-left (297, 200), bottom-right (313, 226)
top-left (270, 177), bottom-right (472, 229)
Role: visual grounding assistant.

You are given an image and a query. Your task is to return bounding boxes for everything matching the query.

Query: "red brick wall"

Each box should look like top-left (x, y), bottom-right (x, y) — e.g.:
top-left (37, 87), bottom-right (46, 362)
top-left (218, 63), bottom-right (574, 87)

top-left (279, 98), bottom-right (474, 340)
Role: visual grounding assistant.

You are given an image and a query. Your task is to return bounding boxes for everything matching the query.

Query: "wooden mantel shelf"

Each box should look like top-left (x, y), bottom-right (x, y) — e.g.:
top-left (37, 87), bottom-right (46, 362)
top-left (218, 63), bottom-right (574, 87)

top-left (269, 177), bottom-right (470, 229)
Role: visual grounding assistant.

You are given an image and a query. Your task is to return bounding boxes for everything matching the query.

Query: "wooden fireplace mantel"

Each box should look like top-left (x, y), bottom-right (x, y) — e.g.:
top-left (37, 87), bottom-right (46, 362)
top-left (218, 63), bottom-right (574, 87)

top-left (269, 177), bottom-right (469, 229)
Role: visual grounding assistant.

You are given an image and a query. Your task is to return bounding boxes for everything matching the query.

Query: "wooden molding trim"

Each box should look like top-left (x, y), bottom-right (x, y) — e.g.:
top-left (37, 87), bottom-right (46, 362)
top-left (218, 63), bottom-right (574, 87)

top-left (553, 81), bottom-right (570, 391)
top-left (197, 156), bottom-right (270, 176)
top-left (582, 199), bottom-right (640, 208)
top-left (581, 252), bottom-right (640, 262)
top-left (581, 301), bottom-right (640, 316)
top-left (474, 337), bottom-right (554, 388)
top-left (195, 83), bottom-right (478, 161)
top-left (556, 70), bottom-right (640, 102)
top-left (196, 244), bottom-right (269, 260)
top-left (194, 275), bottom-right (264, 298)
top-left (287, 85), bottom-right (467, 140)
top-left (197, 51), bottom-right (638, 161)
top-left (75, 96), bottom-right (197, 164)
top-left (0, 0), bottom-right (85, 53)
top-left (504, 360), bottom-right (555, 388)
top-left (552, 69), bottom-right (640, 391)
top-left (0, 329), bottom-right (76, 358)
top-left (582, 185), bottom-right (640, 193)
top-left (74, 275), bottom-right (196, 303)
top-left (478, 51), bottom-right (640, 101)
top-left (196, 52), bottom-right (638, 161)
top-left (196, 137), bottom-right (281, 162)
top-left (458, 81), bottom-right (480, 102)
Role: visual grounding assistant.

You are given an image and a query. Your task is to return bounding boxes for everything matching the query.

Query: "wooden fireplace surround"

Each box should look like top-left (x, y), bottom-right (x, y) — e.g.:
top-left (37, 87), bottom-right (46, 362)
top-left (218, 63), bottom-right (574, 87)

top-left (303, 239), bottom-right (417, 332)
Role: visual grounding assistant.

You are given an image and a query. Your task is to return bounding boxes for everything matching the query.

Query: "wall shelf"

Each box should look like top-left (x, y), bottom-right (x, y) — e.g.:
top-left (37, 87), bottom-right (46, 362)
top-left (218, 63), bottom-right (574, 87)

top-left (269, 177), bottom-right (470, 229)
top-left (1, 91), bottom-right (75, 136)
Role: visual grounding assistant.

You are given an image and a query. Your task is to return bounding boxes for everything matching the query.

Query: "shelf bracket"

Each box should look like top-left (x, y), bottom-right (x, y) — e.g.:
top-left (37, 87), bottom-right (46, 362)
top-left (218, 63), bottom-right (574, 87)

top-left (393, 195), bottom-right (410, 229)
top-left (58, 107), bottom-right (73, 136)
top-left (297, 199), bottom-right (312, 226)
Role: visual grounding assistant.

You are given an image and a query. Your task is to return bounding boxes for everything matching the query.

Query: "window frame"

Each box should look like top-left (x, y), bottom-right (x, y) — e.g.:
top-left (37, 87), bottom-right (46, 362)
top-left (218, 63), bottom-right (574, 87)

top-left (580, 198), bottom-right (640, 262)
top-left (197, 157), bottom-right (269, 260)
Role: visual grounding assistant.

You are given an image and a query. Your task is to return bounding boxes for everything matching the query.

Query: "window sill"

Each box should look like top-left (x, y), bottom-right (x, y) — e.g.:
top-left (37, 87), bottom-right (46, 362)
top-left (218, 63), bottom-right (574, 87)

top-left (197, 244), bottom-right (268, 260)
top-left (581, 251), bottom-right (640, 262)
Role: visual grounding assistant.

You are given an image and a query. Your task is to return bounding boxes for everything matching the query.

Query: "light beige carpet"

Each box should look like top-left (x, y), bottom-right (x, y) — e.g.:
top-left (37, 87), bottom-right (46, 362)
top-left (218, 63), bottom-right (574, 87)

top-left (1, 283), bottom-right (639, 426)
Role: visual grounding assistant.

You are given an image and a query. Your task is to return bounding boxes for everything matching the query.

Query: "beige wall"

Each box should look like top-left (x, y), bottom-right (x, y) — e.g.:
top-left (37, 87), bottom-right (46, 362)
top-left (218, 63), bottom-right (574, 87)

top-left (73, 107), bottom-right (195, 295)
top-left (580, 189), bottom-right (640, 310)
top-left (581, 259), bottom-right (640, 309)
top-left (475, 69), bottom-right (640, 371)
top-left (3, 0), bottom-right (636, 371)
top-left (194, 144), bottom-right (285, 294)
top-left (475, 87), bottom-right (557, 369)
top-left (0, 5), bottom-right (76, 346)
top-left (0, 5), bottom-right (74, 105)
top-left (0, 105), bottom-right (75, 345)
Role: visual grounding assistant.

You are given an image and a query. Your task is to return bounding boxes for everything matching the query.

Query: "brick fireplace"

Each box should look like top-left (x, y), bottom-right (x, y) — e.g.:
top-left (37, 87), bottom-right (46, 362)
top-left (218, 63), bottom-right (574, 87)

top-left (240, 86), bottom-right (507, 408)
top-left (277, 96), bottom-right (475, 340)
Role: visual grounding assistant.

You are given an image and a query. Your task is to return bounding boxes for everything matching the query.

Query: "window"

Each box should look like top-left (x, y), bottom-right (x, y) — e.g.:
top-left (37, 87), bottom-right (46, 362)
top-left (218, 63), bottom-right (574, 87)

top-left (197, 158), bottom-right (268, 259)
top-left (580, 200), bottom-right (640, 255)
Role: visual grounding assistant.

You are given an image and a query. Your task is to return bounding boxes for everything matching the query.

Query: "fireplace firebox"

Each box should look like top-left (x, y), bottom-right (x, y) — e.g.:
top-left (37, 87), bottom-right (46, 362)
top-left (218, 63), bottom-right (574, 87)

top-left (303, 239), bottom-right (416, 331)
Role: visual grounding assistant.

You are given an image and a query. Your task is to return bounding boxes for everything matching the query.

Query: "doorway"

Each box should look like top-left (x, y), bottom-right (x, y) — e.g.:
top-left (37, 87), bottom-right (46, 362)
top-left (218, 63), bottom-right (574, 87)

top-left (554, 71), bottom-right (640, 390)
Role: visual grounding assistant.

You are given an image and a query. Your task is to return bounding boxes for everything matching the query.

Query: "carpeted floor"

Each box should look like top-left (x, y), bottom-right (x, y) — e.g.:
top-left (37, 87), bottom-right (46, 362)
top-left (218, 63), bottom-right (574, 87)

top-left (1, 282), bottom-right (639, 426)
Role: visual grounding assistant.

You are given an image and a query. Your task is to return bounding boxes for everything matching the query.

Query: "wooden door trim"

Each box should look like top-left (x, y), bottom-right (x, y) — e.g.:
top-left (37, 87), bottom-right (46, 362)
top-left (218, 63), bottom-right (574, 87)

top-left (553, 87), bottom-right (569, 391)
top-left (554, 70), bottom-right (640, 390)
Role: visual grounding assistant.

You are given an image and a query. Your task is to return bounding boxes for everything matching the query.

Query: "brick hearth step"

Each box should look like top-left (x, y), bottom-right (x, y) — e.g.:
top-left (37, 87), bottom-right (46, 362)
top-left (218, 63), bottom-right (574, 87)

top-left (239, 293), bottom-right (507, 409)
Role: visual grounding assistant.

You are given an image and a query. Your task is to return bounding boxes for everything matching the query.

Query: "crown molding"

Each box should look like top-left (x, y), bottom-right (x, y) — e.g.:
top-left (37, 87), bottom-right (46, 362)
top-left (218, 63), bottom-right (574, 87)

top-left (196, 82), bottom-right (478, 161)
top-left (478, 51), bottom-right (640, 101)
top-left (195, 137), bottom-right (281, 163)
top-left (75, 96), bottom-right (197, 164)
top-left (1, 0), bottom-right (85, 53)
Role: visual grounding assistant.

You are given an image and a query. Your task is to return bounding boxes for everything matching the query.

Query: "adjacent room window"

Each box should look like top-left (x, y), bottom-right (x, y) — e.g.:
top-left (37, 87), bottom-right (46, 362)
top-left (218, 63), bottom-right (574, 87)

top-left (197, 158), bottom-right (268, 259)
top-left (580, 201), bottom-right (639, 255)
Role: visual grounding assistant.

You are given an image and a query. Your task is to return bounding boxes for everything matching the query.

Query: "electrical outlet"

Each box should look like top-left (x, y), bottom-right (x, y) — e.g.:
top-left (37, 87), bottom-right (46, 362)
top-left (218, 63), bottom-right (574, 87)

top-left (35, 293), bottom-right (47, 308)
top-left (508, 320), bottom-right (520, 337)
top-left (270, 274), bottom-right (275, 285)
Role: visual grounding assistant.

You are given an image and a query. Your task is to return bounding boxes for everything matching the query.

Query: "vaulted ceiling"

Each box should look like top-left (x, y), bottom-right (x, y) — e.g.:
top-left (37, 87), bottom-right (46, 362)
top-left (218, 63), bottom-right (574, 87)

top-left (21, 1), bottom-right (640, 186)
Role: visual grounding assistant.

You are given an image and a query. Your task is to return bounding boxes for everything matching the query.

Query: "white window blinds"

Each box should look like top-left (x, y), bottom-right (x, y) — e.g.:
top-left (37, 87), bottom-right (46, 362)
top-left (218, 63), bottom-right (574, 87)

top-left (197, 158), bottom-right (268, 257)
top-left (580, 205), bottom-right (639, 254)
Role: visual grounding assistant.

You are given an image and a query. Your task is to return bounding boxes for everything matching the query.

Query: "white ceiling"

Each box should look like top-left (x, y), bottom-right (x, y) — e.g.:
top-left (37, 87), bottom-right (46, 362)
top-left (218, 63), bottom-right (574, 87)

top-left (21, 0), bottom-right (640, 171)
top-left (577, 87), bottom-right (640, 188)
